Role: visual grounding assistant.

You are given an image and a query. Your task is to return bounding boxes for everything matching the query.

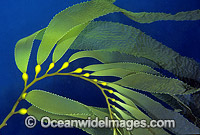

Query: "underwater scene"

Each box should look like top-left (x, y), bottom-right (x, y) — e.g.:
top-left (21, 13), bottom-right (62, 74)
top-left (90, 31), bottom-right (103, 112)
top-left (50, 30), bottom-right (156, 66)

top-left (0, 0), bottom-right (200, 134)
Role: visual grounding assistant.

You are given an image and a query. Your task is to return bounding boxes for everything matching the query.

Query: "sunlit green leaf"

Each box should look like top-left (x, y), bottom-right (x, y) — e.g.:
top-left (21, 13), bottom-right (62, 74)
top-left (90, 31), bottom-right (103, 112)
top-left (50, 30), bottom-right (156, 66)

top-left (52, 22), bottom-right (90, 63)
top-left (68, 50), bottom-right (160, 68)
top-left (15, 29), bottom-right (45, 73)
top-left (36, 0), bottom-right (120, 64)
top-left (84, 62), bottom-right (159, 75)
top-left (26, 90), bottom-right (92, 119)
top-left (91, 68), bottom-right (136, 78)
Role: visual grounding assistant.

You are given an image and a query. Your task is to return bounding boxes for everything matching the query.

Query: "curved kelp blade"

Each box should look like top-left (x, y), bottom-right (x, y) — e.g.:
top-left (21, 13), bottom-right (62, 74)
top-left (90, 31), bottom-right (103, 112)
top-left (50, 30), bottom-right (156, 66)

top-left (28, 106), bottom-right (113, 135)
top-left (52, 22), bottom-right (90, 63)
top-left (25, 90), bottom-right (92, 119)
top-left (70, 21), bottom-right (200, 85)
top-left (68, 50), bottom-right (160, 68)
top-left (107, 83), bottom-right (200, 135)
top-left (120, 9), bottom-right (200, 23)
top-left (115, 100), bottom-right (150, 120)
top-left (113, 92), bottom-right (137, 109)
top-left (91, 68), bottom-right (137, 78)
top-left (14, 29), bottom-right (45, 73)
top-left (114, 72), bottom-right (200, 95)
top-left (84, 62), bottom-right (159, 75)
top-left (36, 0), bottom-right (120, 64)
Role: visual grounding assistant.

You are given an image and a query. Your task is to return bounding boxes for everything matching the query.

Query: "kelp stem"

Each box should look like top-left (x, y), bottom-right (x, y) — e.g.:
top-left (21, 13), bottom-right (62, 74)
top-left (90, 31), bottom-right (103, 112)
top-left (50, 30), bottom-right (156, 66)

top-left (0, 86), bottom-right (27, 129)
top-left (0, 76), bottom-right (46, 129)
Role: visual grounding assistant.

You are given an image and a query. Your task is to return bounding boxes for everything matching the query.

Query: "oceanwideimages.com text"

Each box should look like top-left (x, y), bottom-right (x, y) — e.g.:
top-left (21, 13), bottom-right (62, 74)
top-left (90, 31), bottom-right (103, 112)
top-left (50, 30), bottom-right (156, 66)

top-left (25, 116), bottom-right (175, 130)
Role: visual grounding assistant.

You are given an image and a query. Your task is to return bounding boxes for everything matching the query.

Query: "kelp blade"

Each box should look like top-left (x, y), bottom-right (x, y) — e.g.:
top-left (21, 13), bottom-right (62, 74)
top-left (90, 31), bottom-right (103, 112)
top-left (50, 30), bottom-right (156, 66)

top-left (25, 90), bottom-right (92, 118)
top-left (114, 72), bottom-right (200, 95)
top-left (14, 29), bottom-right (45, 73)
top-left (91, 68), bottom-right (136, 78)
top-left (113, 92), bottom-right (137, 109)
top-left (115, 100), bottom-right (150, 120)
top-left (53, 22), bottom-right (90, 63)
top-left (68, 50), bottom-right (160, 68)
top-left (36, 0), bottom-right (120, 64)
top-left (84, 62), bottom-right (159, 75)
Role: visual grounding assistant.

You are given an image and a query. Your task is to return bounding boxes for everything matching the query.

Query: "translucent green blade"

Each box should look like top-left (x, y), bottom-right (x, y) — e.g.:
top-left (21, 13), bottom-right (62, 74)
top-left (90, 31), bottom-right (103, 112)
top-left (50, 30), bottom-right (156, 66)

top-left (25, 90), bottom-right (92, 117)
top-left (37, 0), bottom-right (120, 64)
top-left (113, 92), bottom-right (137, 109)
top-left (84, 62), bottom-right (159, 75)
top-left (28, 105), bottom-right (88, 120)
top-left (53, 22), bottom-right (90, 63)
top-left (115, 100), bottom-right (150, 120)
top-left (14, 29), bottom-right (45, 73)
top-left (114, 72), bottom-right (199, 95)
top-left (68, 50), bottom-right (159, 68)
top-left (91, 68), bottom-right (136, 78)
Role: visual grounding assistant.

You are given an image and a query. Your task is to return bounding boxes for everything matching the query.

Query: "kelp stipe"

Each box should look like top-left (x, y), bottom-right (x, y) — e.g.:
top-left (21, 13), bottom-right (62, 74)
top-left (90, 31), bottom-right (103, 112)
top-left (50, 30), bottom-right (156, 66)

top-left (1, 0), bottom-right (200, 134)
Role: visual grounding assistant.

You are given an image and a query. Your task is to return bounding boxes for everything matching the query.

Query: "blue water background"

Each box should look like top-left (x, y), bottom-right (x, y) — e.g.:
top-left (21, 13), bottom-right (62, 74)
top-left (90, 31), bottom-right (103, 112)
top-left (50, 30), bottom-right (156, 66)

top-left (0, 0), bottom-right (200, 134)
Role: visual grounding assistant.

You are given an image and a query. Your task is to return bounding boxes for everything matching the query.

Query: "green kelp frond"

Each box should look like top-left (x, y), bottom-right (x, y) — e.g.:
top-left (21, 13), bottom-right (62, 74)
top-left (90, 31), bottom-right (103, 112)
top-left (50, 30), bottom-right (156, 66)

top-left (69, 21), bottom-right (200, 86)
top-left (15, 29), bottom-right (45, 73)
top-left (53, 22), bottom-right (90, 63)
top-left (25, 90), bottom-right (92, 118)
top-left (36, 0), bottom-right (121, 65)
top-left (68, 50), bottom-right (160, 68)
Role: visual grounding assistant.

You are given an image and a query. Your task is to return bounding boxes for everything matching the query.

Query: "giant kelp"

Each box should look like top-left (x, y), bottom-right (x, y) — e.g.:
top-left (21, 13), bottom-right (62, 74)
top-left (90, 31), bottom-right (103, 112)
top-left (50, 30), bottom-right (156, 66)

top-left (1, 0), bottom-right (200, 134)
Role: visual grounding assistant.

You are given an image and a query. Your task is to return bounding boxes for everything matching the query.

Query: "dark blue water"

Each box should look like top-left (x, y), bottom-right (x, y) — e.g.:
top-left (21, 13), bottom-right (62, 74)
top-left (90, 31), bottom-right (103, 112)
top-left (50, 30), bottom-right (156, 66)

top-left (0, 0), bottom-right (199, 134)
